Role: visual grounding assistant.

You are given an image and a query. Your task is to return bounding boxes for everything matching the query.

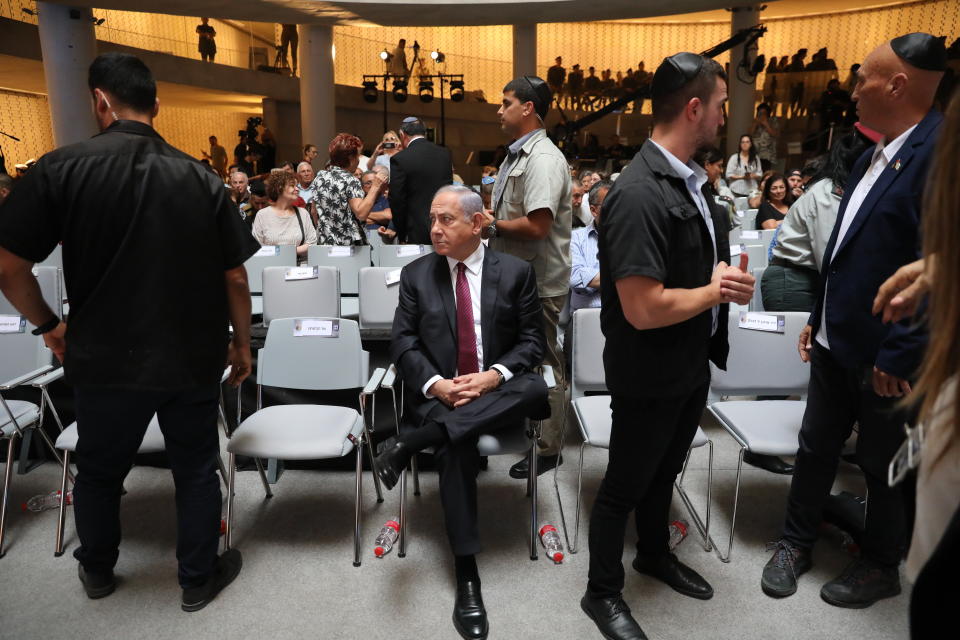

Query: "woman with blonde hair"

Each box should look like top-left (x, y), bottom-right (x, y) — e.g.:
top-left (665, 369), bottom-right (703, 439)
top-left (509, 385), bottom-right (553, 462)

top-left (873, 91), bottom-right (960, 638)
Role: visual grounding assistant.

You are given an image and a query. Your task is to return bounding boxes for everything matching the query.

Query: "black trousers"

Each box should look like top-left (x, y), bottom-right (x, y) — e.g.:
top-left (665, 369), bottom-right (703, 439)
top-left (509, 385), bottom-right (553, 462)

top-left (587, 380), bottom-right (709, 598)
top-left (782, 343), bottom-right (910, 566)
top-left (421, 372), bottom-right (549, 556)
top-left (72, 385), bottom-right (222, 588)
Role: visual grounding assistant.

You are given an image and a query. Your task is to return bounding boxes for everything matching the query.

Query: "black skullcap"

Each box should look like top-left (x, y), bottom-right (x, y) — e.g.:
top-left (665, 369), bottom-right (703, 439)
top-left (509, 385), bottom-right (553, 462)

top-left (523, 76), bottom-right (553, 120)
top-left (891, 32), bottom-right (947, 71)
top-left (249, 180), bottom-right (266, 197)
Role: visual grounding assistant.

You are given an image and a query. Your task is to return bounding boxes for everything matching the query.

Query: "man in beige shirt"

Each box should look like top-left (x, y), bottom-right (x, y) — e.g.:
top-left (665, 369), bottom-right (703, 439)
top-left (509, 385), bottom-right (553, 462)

top-left (481, 75), bottom-right (572, 479)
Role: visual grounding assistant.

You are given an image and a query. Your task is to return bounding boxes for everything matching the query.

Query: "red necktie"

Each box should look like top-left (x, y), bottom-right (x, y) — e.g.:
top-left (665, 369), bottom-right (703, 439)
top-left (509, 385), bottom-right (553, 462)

top-left (455, 263), bottom-right (479, 375)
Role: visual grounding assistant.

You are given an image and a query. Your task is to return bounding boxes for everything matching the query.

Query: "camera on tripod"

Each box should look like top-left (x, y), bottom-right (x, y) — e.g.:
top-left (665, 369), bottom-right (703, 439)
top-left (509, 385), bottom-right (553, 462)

top-left (244, 117), bottom-right (262, 143)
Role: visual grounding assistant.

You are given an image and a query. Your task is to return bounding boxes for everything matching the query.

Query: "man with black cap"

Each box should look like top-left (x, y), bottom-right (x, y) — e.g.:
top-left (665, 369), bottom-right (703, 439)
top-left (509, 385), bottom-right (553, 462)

top-left (761, 32), bottom-right (946, 609)
top-left (480, 76), bottom-right (572, 482)
top-left (580, 52), bottom-right (754, 639)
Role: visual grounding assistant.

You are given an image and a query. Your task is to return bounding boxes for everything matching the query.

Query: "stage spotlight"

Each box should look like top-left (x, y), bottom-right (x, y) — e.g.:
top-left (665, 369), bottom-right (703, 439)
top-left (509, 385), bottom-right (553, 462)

top-left (392, 77), bottom-right (408, 102)
top-left (379, 49), bottom-right (392, 62)
top-left (418, 79), bottom-right (434, 103)
top-left (449, 79), bottom-right (465, 102)
top-left (362, 80), bottom-right (379, 103)
top-left (430, 50), bottom-right (446, 63)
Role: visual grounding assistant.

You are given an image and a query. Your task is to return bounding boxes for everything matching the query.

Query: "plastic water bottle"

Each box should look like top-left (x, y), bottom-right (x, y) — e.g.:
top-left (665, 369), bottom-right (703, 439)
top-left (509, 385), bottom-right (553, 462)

top-left (373, 518), bottom-right (400, 557)
top-left (668, 519), bottom-right (689, 550)
top-left (539, 524), bottom-right (564, 563)
top-left (22, 489), bottom-right (71, 513)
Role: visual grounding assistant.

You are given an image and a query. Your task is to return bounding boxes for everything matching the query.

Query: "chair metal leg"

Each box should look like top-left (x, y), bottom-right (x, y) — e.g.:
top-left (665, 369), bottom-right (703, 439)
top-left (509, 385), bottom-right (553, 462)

top-left (570, 442), bottom-right (588, 554)
top-left (675, 441), bottom-right (718, 554)
top-left (364, 428), bottom-right (384, 504)
top-left (224, 452), bottom-right (236, 551)
top-left (411, 454), bottom-right (421, 497)
top-left (254, 458), bottom-right (273, 498)
top-left (529, 443), bottom-right (538, 561)
top-left (714, 447), bottom-right (745, 563)
top-left (353, 438), bottom-right (363, 567)
top-left (398, 468), bottom-right (407, 558)
top-left (0, 433), bottom-right (18, 558)
top-left (55, 449), bottom-right (71, 557)
top-left (216, 454), bottom-right (229, 489)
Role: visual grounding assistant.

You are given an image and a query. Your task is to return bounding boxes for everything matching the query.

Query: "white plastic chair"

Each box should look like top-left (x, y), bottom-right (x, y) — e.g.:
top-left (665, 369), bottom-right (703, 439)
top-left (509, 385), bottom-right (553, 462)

top-left (375, 244), bottom-right (433, 269)
top-left (224, 318), bottom-right (385, 567)
top-left (357, 267), bottom-right (401, 337)
top-left (262, 265), bottom-right (340, 326)
top-left (244, 245), bottom-right (297, 316)
top-left (0, 267), bottom-right (66, 557)
top-left (380, 364), bottom-right (556, 561)
top-left (306, 245), bottom-right (372, 296)
top-left (749, 266), bottom-right (766, 312)
top-left (561, 308), bottom-right (714, 554)
top-left (707, 309), bottom-right (811, 561)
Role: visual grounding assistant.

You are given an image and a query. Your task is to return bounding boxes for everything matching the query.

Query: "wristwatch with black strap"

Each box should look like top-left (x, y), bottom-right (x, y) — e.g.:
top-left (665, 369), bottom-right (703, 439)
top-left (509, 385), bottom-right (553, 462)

top-left (31, 316), bottom-right (60, 336)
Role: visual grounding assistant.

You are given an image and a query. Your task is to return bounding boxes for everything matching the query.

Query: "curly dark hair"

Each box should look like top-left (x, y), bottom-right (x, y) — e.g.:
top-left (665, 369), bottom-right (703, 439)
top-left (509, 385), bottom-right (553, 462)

top-left (265, 170), bottom-right (298, 201)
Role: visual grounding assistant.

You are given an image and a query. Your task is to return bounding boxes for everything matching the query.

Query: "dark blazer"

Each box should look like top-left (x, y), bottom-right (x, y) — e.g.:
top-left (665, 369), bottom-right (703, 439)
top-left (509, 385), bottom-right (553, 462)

top-left (389, 138), bottom-right (453, 244)
top-left (809, 110), bottom-right (942, 379)
top-left (390, 247), bottom-right (545, 427)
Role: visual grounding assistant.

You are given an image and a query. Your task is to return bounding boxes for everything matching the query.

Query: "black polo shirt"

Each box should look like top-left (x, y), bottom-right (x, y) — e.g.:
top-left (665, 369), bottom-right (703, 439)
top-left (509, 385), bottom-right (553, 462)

top-left (598, 140), bottom-right (730, 397)
top-left (0, 120), bottom-right (259, 390)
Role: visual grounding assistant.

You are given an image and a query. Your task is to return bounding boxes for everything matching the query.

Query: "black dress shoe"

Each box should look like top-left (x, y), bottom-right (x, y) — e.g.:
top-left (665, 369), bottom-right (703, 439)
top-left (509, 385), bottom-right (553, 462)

top-left (820, 558), bottom-right (901, 608)
top-left (761, 539), bottom-right (812, 598)
top-left (632, 553), bottom-right (713, 600)
top-left (743, 452), bottom-right (795, 474)
top-left (453, 580), bottom-right (488, 640)
top-left (374, 436), bottom-right (409, 491)
top-left (78, 564), bottom-right (116, 599)
top-left (580, 593), bottom-right (648, 640)
top-left (508, 454), bottom-right (562, 479)
top-left (182, 548), bottom-right (243, 612)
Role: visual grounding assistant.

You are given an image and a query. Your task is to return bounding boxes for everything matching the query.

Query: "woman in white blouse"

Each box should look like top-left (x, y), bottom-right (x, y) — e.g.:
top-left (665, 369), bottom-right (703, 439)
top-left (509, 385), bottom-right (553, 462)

top-left (251, 171), bottom-right (317, 263)
top-left (726, 134), bottom-right (763, 197)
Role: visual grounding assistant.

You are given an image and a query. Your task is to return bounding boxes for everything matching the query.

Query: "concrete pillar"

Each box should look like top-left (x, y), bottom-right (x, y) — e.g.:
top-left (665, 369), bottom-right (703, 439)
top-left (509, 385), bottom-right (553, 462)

top-left (726, 5), bottom-right (762, 158)
top-left (299, 24), bottom-right (335, 156)
top-left (512, 24), bottom-right (537, 80)
top-left (37, 3), bottom-right (98, 147)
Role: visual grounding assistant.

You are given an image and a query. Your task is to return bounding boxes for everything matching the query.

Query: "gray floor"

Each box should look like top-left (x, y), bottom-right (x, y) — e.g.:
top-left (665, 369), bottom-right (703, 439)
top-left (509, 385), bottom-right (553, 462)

top-left (0, 408), bottom-right (910, 640)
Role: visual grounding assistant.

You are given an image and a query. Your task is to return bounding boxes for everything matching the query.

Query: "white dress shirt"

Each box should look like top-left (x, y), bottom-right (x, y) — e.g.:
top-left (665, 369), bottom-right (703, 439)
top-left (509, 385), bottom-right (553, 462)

top-left (649, 139), bottom-right (719, 334)
top-left (816, 124), bottom-right (917, 350)
top-left (421, 243), bottom-right (514, 397)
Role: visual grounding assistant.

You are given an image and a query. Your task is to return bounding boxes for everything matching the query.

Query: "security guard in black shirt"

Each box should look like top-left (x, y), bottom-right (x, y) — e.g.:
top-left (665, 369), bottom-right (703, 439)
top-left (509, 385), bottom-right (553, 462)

top-left (0, 53), bottom-right (259, 611)
top-left (580, 53), bottom-right (755, 640)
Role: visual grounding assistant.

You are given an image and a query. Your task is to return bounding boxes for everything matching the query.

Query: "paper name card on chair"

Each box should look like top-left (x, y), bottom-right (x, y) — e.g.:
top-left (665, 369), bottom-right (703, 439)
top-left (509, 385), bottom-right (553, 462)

top-left (293, 318), bottom-right (340, 337)
top-left (328, 246), bottom-right (354, 257)
top-left (284, 266), bottom-right (319, 281)
top-left (0, 314), bottom-right (26, 334)
top-left (740, 230), bottom-right (760, 240)
top-left (738, 311), bottom-right (785, 334)
top-left (396, 245), bottom-right (423, 257)
top-left (255, 245), bottom-right (280, 257)
top-left (730, 244), bottom-right (744, 258)
top-left (384, 269), bottom-right (402, 286)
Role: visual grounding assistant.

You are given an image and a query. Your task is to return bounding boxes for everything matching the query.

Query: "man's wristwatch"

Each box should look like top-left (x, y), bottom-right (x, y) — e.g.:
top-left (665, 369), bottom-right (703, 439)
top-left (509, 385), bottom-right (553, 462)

top-left (31, 316), bottom-right (60, 336)
top-left (486, 219), bottom-right (497, 239)
top-left (491, 368), bottom-right (506, 387)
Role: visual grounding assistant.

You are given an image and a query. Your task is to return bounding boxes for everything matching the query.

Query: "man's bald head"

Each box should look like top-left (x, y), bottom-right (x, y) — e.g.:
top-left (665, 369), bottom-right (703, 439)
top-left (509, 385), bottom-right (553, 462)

top-left (853, 38), bottom-right (944, 138)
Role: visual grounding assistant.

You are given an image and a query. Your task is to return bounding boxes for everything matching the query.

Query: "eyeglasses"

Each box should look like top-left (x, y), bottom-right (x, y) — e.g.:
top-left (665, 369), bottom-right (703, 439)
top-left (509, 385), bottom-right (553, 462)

top-left (651, 52), bottom-right (704, 98)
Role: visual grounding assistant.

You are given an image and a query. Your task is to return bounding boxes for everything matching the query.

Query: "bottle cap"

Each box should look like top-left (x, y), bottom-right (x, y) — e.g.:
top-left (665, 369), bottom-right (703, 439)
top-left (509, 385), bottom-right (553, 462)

top-left (551, 552), bottom-right (564, 563)
top-left (374, 546), bottom-right (386, 557)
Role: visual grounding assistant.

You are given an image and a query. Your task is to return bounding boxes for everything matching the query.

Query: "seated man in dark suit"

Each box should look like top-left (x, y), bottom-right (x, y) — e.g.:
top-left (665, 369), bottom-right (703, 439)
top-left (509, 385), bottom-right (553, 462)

top-left (375, 184), bottom-right (548, 640)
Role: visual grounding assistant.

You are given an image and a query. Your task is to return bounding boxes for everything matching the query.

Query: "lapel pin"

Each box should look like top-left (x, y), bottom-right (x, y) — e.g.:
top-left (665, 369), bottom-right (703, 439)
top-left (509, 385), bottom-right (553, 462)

top-left (892, 159), bottom-right (902, 171)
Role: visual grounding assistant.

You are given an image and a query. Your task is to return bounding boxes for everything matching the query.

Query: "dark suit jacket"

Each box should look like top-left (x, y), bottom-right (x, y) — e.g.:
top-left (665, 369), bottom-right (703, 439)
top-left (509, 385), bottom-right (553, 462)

top-left (390, 247), bottom-right (545, 427)
top-left (809, 110), bottom-right (942, 379)
top-left (388, 138), bottom-right (453, 244)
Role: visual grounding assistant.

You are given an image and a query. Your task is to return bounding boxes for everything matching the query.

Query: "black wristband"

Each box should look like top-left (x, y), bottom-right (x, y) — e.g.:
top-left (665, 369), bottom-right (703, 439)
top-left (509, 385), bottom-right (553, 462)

top-left (31, 316), bottom-right (60, 336)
